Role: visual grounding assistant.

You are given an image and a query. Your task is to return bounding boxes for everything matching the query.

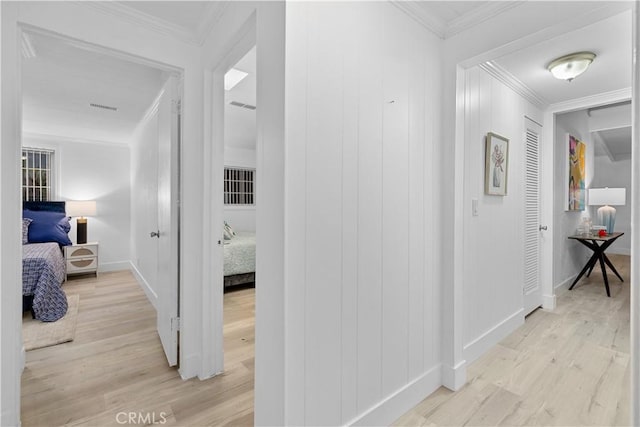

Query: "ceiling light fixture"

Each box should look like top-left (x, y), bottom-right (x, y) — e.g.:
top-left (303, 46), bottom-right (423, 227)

top-left (547, 52), bottom-right (596, 82)
top-left (224, 68), bottom-right (248, 91)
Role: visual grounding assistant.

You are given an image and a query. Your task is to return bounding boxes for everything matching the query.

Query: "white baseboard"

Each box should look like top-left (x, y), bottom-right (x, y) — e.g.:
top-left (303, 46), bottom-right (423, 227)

top-left (463, 309), bottom-right (524, 365)
top-left (442, 359), bottom-right (467, 391)
top-left (129, 261), bottom-right (158, 310)
top-left (555, 274), bottom-right (577, 294)
top-left (348, 364), bottom-right (442, 427)
top-left (98, 261), bottom-right (131, 273)
top-left (542, 293), bottom-right (556, 310)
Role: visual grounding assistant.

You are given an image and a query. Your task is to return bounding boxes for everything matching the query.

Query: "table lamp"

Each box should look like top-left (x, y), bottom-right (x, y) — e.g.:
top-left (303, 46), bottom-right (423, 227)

top-left (66, 200), bottom-right (97, 244)
top-left (588, 188), bottom-right (626, 235)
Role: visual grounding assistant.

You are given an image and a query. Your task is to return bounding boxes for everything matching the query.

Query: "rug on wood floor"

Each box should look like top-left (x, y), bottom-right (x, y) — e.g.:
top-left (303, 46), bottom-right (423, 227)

top-left (23, 294), bottom-right (79, 351)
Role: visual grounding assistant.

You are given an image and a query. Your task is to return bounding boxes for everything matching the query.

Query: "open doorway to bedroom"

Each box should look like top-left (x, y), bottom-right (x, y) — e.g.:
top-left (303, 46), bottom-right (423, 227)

top-left (19, 27), bottom-right (183, 425)
top-left (221, 45), bottom-right (257, 408)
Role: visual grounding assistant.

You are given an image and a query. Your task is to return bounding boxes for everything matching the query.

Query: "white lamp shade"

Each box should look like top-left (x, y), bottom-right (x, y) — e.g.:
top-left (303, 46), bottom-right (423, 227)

top-left (66, 200), bottom-right (97, 217)
top-left (588, 188), bottom-right (626, 206)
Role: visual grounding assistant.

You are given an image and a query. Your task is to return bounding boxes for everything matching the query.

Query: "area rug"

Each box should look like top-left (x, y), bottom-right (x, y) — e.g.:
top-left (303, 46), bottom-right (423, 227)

top-left (23, 294), bottom-right (79, 351)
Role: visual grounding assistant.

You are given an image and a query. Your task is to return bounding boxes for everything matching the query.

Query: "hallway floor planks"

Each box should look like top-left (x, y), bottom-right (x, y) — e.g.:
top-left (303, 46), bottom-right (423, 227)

top-left (394, 254), bottom-right (630, 427)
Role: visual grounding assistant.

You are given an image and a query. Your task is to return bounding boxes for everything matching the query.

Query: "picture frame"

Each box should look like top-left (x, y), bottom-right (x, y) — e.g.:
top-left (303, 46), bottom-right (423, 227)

top-left (566, 134), bottom-right (586, 211)
top-left (484, 132), bottom-right (509, 196)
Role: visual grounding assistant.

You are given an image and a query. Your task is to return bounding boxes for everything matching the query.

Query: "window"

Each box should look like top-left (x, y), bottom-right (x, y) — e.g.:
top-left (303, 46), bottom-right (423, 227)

top-left (22, 147), bottom-right (54, 201)
top-left (224, 167), bottom-right (255, 205)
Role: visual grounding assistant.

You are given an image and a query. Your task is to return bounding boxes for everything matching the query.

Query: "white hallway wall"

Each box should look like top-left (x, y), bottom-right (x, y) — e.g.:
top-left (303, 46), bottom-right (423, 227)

top-left (23, 135), bottom-right (131, 270)
top-left (285, 2), bottom-right (441, 425)
top-left (462, 66), bottom-right (543, 363)
top-left (553, 111), bottom-right (596, 288)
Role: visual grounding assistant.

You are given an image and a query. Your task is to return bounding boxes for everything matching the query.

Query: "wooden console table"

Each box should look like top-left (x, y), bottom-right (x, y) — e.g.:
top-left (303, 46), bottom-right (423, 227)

top-left (567, 232), bottom-right (624, 297)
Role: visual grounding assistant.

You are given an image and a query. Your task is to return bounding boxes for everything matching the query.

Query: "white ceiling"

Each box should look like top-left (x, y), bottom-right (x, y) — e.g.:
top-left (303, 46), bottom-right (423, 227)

top-left (225, 47), bottom-right (257, 150)
top-left (21, 2), bottom-right (633, 156)
top-left (492, 11), bottom-right (632, 106)
top-left (22, 30), bottom-right (166, 144)
top-left (491, 9), bottom-right (633, 160)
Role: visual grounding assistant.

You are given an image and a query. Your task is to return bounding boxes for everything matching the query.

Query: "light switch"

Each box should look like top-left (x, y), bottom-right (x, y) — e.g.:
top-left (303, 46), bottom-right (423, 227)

top-left (472, 198), bottom-right (479, 216)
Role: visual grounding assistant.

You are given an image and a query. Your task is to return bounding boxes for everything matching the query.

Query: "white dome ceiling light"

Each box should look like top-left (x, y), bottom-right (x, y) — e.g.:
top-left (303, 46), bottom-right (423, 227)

top-left (547, 52), bottom-right (596, 82)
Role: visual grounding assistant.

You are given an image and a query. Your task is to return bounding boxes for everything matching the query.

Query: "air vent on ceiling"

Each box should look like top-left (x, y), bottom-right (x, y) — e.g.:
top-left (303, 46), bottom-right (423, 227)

top-left (229, 101), bottom-right (256, 111)
top-left (90, 103), bottom-right (118, 112)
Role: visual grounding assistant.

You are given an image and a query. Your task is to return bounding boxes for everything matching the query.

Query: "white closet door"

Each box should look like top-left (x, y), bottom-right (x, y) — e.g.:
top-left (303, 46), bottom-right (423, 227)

top-left (524, 117), bottom-right (543, 315)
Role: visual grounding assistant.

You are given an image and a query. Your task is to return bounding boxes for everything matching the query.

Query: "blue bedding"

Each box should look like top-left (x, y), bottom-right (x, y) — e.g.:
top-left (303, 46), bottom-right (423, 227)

top-left (23, 243), bottom-right (67, 321)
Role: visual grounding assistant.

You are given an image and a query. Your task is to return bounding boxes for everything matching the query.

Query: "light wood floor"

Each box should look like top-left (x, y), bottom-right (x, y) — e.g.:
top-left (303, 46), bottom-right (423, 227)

top-left (21, 271), bottom-right (255, 426)
top-left (22, 256), bottom-right (630, 427)
top-left (395, 254), bottom-right (631, 427)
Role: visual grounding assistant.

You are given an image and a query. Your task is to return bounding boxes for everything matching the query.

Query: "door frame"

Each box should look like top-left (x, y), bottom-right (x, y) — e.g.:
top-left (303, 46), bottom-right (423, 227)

top-left (541, 89), bottom-right (632, 309)
top-left (201, 16), bottom-right (256, 378)
top-left (1, 21), bottom-right (186, 425)
top-left (201, 4), bottom-right (286, 425)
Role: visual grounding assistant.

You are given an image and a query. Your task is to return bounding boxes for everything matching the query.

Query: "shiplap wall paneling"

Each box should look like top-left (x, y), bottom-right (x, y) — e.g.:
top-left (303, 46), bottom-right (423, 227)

top-left (285, 2), bottom-right (443, 425)
top-left (462, 66), bottom-right (544, 362)
top-left (340, 3), bottom-right (360, 424)
top-left (283, 1), bottom-right (308, 425)
top-left (304, 2), bottom-right (344, 424)
top-left (407, 11), bottom-right (428, 382)
top-left (355, 3), bottom-right (385, 417)
top-left (381, 5), bottom-right (411, 397)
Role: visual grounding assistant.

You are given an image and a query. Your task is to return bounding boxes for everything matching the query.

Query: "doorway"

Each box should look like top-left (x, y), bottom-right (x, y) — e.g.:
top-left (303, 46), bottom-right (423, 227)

top-left (221, 46), bottom-right (257, 379)
top-left (19, 26), bottom-right (182, 373)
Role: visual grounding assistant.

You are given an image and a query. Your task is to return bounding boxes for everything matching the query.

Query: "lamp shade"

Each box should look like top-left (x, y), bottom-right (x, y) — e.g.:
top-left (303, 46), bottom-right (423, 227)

top-left (66, 200), bottom-right (97, 217)
top-left (588, 188), bottom-right (626, 206)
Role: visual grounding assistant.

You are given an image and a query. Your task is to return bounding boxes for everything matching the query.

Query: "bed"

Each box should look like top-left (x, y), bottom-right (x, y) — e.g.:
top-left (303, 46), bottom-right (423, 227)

top-left (22, 201), bottom-right (70, 321)
top-left (223, 230), bottom-right (256, 288)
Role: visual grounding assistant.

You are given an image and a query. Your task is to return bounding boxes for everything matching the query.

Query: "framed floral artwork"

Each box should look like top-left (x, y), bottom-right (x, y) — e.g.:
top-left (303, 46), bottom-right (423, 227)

top-left (485, 132), bottom-right (509, 196)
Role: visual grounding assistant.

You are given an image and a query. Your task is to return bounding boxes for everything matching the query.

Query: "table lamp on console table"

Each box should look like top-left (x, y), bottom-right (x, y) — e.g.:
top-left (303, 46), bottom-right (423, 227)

top-left (66, 200), bottom-right (97, 244)
top-left (588, 188), bottom-right (626, 235)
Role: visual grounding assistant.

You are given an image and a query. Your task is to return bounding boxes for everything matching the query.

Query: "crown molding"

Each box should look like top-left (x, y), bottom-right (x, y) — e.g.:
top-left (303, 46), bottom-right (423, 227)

top-left (547, 87), bottom-right (632, 114)
top-left (391, 1), bottom-right (526, 40)
top-left (445, 1), bottom-right (527, 38)
top-left (390, 1), bottom-right (447, 39)
top-left (479, 61), bottom-right (548, 110)
top-left (79, 1), bottom-right (228, 46)
top-left (197, 1), bottom-right (231, 44)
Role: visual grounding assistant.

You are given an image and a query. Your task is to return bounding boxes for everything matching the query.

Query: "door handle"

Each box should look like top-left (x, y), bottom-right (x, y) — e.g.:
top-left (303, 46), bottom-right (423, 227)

top-left (150, 230), bottom-right (160, 238)
top-left (539, 225), bottom-right (548, 231)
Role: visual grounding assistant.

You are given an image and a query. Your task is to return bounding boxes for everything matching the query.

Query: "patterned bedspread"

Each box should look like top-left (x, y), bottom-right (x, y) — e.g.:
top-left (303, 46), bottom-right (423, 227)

top-left (224, 231), bottom-right (256, 276)
top-left (23, 243), bottom-right (67, 322)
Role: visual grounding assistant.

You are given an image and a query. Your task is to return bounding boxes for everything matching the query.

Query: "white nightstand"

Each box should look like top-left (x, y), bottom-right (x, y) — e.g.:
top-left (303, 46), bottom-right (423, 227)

top-left (64, 242), bottom-right (99, 280)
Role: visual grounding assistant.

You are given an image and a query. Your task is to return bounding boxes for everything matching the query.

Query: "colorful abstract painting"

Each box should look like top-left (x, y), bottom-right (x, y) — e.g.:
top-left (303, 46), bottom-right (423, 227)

top-left (568, 134), bottom-right (586, 211)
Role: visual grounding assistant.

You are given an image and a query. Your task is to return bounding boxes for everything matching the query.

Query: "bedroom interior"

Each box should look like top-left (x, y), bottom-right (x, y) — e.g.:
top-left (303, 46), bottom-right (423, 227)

top-left (19, 24), bottom-right (183, 399)
top-left (3, 2), bottom-right (640, 427)
top-left (222, 45), bottom-right (257, 371)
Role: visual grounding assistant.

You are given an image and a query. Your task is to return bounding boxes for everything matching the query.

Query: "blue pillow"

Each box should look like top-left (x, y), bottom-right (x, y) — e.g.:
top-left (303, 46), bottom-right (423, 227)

top-left (23, 209), bottom-right (72, 246)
